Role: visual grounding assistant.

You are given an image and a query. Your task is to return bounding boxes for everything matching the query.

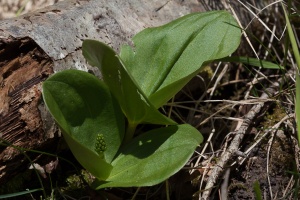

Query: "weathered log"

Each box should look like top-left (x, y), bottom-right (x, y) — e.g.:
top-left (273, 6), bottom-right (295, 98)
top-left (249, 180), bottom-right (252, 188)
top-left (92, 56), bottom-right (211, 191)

top-left (0, 0), bottom-right (271, 190)
top-left (0, 0), bottom-right (214, 186)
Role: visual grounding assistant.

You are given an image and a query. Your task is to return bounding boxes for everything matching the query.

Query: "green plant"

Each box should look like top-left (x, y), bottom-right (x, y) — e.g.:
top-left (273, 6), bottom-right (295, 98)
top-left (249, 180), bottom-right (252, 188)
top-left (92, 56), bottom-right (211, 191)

top-left (253, 181), bottom-right (262, 200)
top-left (16, 0), bottom-right (31, 17)
top-left (282, 2), bottom-right (300, 146)
top-left (42, 10), bottom-right (241, 189)
top-left (282, 2), bottom-right (300, 198)
top-left (0, 138), bottom-right (85, 199)
top-left (0, 188), bottom-right (42, 199)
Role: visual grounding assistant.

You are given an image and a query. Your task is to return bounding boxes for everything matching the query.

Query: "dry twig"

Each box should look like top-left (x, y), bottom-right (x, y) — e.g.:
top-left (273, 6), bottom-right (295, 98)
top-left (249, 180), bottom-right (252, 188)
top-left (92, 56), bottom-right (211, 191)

top-left (200, 67), bottom-right (293, 199)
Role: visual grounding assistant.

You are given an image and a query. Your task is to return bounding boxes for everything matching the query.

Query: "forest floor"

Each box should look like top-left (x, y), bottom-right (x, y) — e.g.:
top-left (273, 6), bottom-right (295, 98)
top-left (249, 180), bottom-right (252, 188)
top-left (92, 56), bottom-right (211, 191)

top-left (0, 1), bottom-right (299, 199)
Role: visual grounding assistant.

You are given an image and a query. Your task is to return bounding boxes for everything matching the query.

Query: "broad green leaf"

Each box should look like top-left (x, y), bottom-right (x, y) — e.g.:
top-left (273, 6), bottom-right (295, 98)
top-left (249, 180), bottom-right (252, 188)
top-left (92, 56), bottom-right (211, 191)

top-left (42, 70), bottom-right (125, 180)
top-left (93, 124), bottom-right (203, 188)
top-left (82, 40), bottom-right (175, 125)
top-left (120, 10), bottom-right (241, 108)
top-left (220, 56), bottom-right (284, 69)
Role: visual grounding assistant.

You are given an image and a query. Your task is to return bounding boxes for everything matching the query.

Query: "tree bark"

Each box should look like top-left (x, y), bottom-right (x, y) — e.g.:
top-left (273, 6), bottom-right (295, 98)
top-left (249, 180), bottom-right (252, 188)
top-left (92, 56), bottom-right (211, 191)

top-left (0, 0), bottom-right (213, 185)
top-left (0, 0), bottom-right (267, 187)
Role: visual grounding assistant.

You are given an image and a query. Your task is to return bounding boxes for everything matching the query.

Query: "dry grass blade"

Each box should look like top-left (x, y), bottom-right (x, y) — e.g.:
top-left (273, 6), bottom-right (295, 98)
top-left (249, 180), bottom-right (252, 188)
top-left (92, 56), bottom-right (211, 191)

top-left (197, 1), bottom-right (300, 199)
top-left (201, 69), bottom-right (293, 198)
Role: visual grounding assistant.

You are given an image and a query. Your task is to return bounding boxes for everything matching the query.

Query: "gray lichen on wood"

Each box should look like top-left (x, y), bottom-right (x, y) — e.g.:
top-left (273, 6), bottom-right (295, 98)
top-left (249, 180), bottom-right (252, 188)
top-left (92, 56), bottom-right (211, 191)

top-left (0, 0), bottom-right (206, 185)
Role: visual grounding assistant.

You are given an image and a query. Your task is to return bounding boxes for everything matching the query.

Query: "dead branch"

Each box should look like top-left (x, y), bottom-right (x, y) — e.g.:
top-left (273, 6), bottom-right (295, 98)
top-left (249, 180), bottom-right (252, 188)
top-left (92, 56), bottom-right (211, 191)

top-left (200, 68), bottom-right (294, 199)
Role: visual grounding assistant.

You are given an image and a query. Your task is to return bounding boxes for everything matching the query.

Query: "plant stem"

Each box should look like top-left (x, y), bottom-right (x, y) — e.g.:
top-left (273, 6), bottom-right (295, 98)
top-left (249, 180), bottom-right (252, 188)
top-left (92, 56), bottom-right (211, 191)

top-left (123, 122), bottom-right (137, 144)
top-left (282, 2), bottom-right (300, 146)
top-left (282, 3), bottom-right (300, 72)
top-left (131, 187), bottom-right (140, 200)
top-left (0, 139), bottom-right (47, 198)
top-left (296, 75), bottom-right (300, 146)
top-left (166, 180), bottom-right (170, 200)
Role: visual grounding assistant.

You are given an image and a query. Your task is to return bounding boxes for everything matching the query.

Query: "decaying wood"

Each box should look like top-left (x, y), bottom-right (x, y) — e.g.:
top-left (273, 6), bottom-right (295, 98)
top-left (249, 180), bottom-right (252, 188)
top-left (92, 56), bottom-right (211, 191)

top-left (0, 0), bottom-right (277, 198)
top-left (0, 0), bottom-right (212, 186)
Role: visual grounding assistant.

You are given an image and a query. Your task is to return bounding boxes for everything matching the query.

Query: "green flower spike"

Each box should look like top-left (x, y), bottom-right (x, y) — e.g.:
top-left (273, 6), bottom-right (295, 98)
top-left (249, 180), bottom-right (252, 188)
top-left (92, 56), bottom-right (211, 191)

top-left (95, 134), bottom-right (107, 155)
